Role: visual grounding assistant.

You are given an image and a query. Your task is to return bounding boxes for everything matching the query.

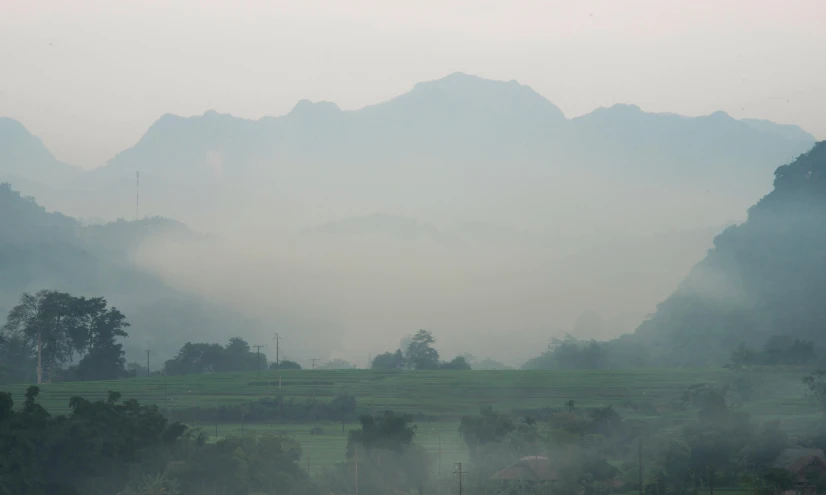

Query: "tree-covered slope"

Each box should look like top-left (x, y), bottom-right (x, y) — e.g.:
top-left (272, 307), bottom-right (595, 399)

top-left (0, 183), bottom-right (262, 361)
top-left (635, 142), bottom-right (826, 365)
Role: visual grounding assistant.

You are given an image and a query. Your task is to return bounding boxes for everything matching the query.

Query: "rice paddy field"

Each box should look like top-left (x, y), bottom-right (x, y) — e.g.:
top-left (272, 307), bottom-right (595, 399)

top-left (2, 368), bottom-right (819, 476)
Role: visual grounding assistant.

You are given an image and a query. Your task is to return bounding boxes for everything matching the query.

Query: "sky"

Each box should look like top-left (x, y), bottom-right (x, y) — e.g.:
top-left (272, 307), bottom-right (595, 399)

top-left (1, 0), bottom-right (825, 168)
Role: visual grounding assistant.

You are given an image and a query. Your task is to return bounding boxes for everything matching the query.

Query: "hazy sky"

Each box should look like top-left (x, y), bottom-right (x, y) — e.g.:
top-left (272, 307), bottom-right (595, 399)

top-left (2, 0), bottom-right (824, 168)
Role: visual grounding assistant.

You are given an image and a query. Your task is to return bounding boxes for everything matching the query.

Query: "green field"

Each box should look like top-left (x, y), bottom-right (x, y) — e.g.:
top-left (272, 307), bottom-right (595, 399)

top-left (2, 368), bottom-right (818, 477)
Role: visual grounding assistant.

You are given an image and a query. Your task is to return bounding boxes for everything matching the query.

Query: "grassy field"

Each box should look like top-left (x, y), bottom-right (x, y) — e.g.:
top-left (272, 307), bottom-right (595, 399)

top-left (2, 368), bottom-right (814, 417)
top-left (2, 368), bottom-right (818, 476)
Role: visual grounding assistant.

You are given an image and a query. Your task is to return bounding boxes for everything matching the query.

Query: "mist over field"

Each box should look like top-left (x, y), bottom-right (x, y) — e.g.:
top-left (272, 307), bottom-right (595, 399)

top-left (1, 70), bottom-right (820, 366)
top-left (5, 3), bottom-right (826, 495)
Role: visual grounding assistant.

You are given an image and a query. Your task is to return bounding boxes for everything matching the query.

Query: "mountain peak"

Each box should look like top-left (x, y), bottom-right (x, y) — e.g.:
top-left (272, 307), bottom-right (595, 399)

top-left (707, 110), bottom-right (731, 119)
top-left (411, 72), bottom-right (537, 97)
top-left (0, 117), bottom-right (79, 184)
top-left (385, 72), bottom-right (567, 123)
top-left (412, 71), bottom-right (490, 88)
top-left (288, 99), bottom-right (341, 117)
top-left (590, 103), bottom-right (643, 116)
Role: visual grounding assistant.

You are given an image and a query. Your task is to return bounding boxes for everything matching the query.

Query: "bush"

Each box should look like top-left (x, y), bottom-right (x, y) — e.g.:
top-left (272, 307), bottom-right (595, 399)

top-left (270, 360), bottom-right (301, 370)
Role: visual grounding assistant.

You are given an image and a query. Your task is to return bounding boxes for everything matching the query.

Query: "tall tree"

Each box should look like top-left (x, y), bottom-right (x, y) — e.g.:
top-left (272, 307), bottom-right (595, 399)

top-left (406, 330), bottom-right (439, 370)
top-left (3, 291), bottom-right (75, 383)
top-left (2, 292), bottom-right (131, 383)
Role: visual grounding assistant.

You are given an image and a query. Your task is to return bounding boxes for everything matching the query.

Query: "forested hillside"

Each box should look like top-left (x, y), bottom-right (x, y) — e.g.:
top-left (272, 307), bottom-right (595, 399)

top-left (0, 183), bottom-right (263, 361)
top-left (635, 142), bottom-right (826, 365)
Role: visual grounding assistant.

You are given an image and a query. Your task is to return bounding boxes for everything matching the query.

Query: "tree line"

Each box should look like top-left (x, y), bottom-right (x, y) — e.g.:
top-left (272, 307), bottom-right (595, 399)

top-left (0, 289), bottom-right (309, 385)
top-left (0, 386), bottom-right (316, 495)
top-left (371, 329), bottom-right (471, 370)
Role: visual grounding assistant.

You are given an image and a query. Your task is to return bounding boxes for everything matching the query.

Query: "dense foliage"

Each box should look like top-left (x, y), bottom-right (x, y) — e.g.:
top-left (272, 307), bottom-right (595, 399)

top-left (731, 336), bottom-right (817, 367)
top-left (0, 386), bottom-right (185, 495)
top-left (371, 329), bottom-right (473, 370)
top-left (0, 386), bottom-right (317, 495)
top-left (1, 291), bottom-right (130, 384)
top-left (164, 337), bottom-right (268, 375)
top-left (522, 334), bottom-right (609, 370)
top-left (319, 411), bottom-right (430, 495)
top-left (270, 359), bottom-right (302, 370)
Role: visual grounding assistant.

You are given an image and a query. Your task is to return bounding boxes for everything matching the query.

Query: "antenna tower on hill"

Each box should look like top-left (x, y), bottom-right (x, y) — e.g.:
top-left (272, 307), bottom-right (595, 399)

top-left (136, 171), bottom-right (140, 220)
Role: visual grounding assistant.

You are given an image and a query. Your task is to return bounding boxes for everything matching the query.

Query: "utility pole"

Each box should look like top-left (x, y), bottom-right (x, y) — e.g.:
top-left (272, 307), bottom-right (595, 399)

top-left (438, 433), bottom-right (442, 481)
top-left (638, 437), bottom-right (643, 495)
top-left (252, 345), bottom-right (266, 376)
top-left (309, 358), bottom-right (319, 369)
top-left (355, 445), bottom-right (359, 495)
top-left (708, 466), bottom-right (714, 495)
top-left (454, 463), bottom-right (464, 495)
top-left (273, 333), bottom-right (282, 366)
top-left (146, 349), bottom-right (152, 377)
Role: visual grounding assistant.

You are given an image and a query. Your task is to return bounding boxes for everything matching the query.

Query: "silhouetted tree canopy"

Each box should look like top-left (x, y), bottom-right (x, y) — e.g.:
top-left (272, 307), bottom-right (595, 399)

top-left (405, 329), bottom-right (440, 370)
top-left (1, 291), bottom-right (130, 383)
top-left (164, 337), bottom-right (266, 375)
top-left (270, 359), bottom-right (301, 370)
top-left (371, 349), bottom-right (405, 370)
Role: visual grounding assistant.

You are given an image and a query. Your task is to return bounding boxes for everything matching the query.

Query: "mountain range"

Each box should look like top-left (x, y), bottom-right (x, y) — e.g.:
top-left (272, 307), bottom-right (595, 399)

top-left (1, 73), bottom-right (822, 365)
top-left (0, 73), bottom-right (816, 235)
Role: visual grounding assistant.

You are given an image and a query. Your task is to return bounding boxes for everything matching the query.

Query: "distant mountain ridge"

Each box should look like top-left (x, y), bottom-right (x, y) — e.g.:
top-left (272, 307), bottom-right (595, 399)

top-left (0, 118), bottom-right (80, 186)
top-left (95, 73), bottom-right (811, 174)
top-left (0, 73), bottom-right (816, 234)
